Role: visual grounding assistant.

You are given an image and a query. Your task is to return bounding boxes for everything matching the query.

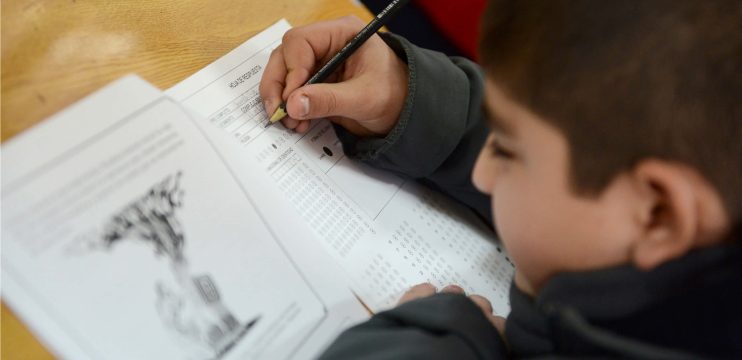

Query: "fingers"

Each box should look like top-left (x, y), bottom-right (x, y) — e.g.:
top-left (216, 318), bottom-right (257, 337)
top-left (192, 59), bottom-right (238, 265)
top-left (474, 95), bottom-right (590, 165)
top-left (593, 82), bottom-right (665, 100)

top-left (261, 16), bottom-right (408, 137)
top-left (467, 295), bottom-right (505, 334)
top-left (440, 284), bottom-right (465, 294)
top-left (260, 16), bottom-right (365, 116)
top-left (281, 16), bottom-right (365, 75)
top-left (488, 315), bottom-right (506, 336)
top-left (295, 119), bottom-right (311, 133)
top-left (467, 295), bottom-right (494, 315)
top-left (396, 283), bottom-right (505, 335)
top-left (278, 116), bottom-right (312, 133)
top-left (285, 79), bottom-right (371, 120)
top-left (260, 45), bottom-right (288, 116)
top-left (281, 39), bottom-right (315, 100)
top-left (397, 283), bottom-right (437, 305)
top-left (281, 117), bottom-right (298, 129)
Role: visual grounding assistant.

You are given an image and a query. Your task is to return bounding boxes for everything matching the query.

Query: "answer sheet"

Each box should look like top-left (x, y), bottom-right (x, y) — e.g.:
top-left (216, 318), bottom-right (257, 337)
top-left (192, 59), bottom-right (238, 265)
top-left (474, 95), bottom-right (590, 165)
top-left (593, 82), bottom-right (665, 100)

top-left (1, 76), bottom-right (365, 360)
top-left (168, 20), bottom-right (515, 316)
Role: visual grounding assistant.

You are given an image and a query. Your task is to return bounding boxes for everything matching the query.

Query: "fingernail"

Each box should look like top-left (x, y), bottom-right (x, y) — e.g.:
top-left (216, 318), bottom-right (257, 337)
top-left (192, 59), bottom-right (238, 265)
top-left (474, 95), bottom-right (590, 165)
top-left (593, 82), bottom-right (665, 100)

top-left (299, 95), bottom-right (310, 117)
top-left (263, 99), bottom-right (273, 112)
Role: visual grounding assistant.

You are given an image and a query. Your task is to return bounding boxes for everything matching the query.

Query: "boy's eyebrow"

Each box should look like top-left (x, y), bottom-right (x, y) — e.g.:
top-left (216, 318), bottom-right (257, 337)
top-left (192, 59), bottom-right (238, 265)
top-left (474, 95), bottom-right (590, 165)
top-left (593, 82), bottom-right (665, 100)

top-left (482, 103), bottom-right (514, 137)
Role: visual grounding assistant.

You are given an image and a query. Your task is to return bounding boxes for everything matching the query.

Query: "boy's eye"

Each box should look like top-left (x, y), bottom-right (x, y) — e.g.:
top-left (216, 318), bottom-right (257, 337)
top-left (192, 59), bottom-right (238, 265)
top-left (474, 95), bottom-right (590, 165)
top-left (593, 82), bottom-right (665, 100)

top-left (489, 138), bottom-right (515, 159)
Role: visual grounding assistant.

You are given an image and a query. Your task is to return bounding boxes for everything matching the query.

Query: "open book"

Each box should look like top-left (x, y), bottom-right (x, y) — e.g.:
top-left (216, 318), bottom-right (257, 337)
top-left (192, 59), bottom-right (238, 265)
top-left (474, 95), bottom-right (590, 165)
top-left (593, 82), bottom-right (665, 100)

top-left (1, 20), bottom-right (514, 360)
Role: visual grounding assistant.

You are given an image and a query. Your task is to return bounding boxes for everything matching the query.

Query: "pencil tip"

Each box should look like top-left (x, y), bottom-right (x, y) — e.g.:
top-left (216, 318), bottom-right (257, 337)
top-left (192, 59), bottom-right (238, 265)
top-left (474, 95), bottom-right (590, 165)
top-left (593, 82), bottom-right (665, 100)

top-left (269, 106), bottom-right (287, 123)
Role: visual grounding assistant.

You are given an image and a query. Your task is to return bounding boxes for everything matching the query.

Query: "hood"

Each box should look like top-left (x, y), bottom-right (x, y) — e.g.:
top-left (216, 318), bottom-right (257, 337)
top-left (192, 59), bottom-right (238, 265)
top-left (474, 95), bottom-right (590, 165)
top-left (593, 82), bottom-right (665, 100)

top-left (505, 240), bottom-right (742, 359)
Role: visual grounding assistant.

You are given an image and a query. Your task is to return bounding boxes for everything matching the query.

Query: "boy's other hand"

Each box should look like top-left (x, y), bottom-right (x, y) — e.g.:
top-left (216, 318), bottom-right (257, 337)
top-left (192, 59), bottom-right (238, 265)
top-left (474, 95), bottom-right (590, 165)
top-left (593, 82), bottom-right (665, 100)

top-left (398, 283), bottom-right (506, 336)
top-left (259, 16), bottom-right (408, 137)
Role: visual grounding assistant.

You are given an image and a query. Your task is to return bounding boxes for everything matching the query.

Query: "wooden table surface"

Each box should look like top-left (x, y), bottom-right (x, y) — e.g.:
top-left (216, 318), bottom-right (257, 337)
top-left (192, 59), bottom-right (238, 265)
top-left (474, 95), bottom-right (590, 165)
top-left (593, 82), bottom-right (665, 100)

top-left (0, 1), bottom-right (373, 358)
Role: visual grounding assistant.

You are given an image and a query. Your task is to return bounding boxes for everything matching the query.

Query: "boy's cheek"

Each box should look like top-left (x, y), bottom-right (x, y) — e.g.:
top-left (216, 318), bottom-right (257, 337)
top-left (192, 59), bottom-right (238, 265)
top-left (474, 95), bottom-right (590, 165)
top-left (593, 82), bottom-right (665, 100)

top-left (504, 231), bottom-right (554, 295)
top-left (492, 186), bottom-right (555, 293)
top-left (493, 198), bottom-right (525, 262)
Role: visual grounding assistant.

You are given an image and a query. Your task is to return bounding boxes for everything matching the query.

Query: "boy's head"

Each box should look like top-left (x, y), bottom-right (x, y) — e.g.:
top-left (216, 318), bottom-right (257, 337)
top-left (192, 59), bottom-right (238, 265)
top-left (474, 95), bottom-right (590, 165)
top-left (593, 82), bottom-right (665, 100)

top-left (472, 0), bottom-right (741, 295)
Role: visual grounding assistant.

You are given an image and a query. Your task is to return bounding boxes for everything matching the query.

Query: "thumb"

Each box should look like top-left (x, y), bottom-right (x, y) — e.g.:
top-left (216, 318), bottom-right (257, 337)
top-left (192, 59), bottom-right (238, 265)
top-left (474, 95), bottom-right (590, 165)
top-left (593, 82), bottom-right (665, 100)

top-left (488, 315), bottom-right (506, 336)
top-left (285, 81), bottom-right (366, 120)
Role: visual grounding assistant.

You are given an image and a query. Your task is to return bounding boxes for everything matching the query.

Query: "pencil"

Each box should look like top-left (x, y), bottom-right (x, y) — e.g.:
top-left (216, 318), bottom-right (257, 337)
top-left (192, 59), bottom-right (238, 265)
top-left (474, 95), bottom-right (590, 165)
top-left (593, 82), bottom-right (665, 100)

top-left (266, 0), bottom-right (411, 127)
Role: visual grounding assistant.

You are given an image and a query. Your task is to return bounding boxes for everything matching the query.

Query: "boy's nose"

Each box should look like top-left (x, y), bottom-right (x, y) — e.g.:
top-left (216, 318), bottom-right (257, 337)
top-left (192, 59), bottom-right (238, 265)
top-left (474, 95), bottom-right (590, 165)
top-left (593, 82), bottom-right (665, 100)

top-left (472, 144), bottom-right (496, 195)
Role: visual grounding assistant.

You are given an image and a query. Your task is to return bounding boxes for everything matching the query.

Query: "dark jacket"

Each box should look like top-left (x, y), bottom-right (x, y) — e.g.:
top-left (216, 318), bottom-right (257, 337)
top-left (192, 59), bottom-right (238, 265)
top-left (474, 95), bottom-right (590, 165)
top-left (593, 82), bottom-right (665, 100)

top-left (321, 33), bottom-right (742, 359)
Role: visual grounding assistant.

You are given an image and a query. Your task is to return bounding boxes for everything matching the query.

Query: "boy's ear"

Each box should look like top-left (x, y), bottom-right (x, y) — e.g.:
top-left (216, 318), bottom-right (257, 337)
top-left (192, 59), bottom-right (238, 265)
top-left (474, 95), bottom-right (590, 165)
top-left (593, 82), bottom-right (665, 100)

top-left (629, 160), bottom-right (700, 270)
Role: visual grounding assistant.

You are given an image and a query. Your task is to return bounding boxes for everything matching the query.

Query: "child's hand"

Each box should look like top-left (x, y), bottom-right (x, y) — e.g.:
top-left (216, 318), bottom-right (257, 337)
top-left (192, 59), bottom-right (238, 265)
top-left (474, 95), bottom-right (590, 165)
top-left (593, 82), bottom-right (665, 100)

top-left (259, 16), bottom-right (408, 137)
top-left (398, 283), bottom-right (506, 336)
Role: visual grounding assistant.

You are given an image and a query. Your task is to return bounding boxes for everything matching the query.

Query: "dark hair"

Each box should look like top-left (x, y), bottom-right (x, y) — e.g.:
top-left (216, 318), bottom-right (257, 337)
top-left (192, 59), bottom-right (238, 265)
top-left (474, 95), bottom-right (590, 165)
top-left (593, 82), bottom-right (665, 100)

top-left (479, 0), bottom-right (742, 226)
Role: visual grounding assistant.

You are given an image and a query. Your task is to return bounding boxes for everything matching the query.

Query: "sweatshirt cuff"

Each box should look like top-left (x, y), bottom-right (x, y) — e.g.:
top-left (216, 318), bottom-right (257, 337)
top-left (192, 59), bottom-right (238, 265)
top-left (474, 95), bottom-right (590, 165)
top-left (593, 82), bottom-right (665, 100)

top-left (377, 293), bottom-right (508, 357)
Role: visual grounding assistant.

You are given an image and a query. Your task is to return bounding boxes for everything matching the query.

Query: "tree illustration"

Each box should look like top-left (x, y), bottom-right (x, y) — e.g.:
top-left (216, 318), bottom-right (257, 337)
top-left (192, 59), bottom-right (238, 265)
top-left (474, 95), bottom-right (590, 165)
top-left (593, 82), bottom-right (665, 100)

top-left (101, 172), bottom-right (185, 262)
top-left (95, 171), bottom-right (257, 358)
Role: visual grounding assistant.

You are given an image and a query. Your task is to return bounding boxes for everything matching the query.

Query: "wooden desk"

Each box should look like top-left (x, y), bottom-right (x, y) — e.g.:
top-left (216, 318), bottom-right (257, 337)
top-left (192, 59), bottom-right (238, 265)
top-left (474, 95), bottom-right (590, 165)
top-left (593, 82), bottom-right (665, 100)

top-left (0, 1), bottom-right (373, 358)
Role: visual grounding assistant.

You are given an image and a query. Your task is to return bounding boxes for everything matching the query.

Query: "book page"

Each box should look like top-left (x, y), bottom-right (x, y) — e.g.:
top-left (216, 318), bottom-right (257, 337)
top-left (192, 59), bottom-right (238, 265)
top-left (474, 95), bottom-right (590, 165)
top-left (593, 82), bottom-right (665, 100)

top-left (1, 76), bottom-right (359, 360)
top-left (168, 20), bottom-right (515, 316)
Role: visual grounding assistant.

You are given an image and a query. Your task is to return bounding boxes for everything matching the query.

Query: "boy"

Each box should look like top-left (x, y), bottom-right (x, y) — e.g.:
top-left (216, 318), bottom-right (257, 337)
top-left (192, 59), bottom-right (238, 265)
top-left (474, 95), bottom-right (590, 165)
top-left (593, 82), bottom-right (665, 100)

top-left (259, 0), bottom-right (741, 358)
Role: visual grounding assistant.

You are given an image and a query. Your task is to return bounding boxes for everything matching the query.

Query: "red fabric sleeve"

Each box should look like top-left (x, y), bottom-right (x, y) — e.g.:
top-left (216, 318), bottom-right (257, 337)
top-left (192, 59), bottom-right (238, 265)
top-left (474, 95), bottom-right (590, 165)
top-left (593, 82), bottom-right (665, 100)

top-left (414, 0), bottom-right (487, 59)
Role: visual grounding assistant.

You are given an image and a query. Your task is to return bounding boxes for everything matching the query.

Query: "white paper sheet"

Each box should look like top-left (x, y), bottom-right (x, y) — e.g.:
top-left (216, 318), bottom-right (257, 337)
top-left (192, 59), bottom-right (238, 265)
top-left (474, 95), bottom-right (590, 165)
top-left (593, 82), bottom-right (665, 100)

top-left (167, 20), bottom-right (515, 316)
top-left (1, 75), bottom-right (363, 360)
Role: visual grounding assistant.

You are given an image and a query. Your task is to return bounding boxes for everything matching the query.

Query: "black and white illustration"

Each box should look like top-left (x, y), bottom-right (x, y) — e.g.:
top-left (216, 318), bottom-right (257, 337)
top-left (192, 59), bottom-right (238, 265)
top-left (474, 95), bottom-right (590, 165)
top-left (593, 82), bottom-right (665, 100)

top-left (83, 171), bottom-right (258, 359)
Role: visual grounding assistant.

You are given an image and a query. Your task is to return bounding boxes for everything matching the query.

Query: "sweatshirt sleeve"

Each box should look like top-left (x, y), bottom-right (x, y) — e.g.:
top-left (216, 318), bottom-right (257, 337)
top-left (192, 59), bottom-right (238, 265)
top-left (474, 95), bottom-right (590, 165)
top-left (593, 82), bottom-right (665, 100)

top-left (332, 32), bottom-right (492, 225)
top-left (319, 293), bottom-right (508, 360)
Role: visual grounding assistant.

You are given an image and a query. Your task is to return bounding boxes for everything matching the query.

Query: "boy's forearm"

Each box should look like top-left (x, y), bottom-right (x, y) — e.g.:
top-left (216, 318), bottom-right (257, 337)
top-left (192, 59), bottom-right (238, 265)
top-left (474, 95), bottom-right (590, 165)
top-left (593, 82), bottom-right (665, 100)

top-left (333, 33), bottom-right (492, 223)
